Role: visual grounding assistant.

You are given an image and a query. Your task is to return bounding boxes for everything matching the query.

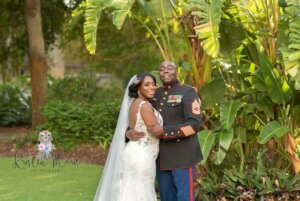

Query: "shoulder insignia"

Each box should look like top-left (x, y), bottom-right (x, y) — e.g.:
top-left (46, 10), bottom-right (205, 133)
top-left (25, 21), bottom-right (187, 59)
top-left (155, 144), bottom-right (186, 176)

top-left (192, 99), bottom-right (201, 115)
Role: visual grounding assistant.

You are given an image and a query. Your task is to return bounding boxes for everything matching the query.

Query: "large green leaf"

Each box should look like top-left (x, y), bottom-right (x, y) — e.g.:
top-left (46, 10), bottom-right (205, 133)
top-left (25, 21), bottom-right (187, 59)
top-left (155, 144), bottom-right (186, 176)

top-left (282, 0), bottom-right (300, 89)
top-left (137, 0), bottom-right (173, 19)
top-left (200, 78), bottom-right (226, 109)
top-left (136, 0), bottom-right (174, 60)
top-left (259, 53), bottom-right (293, 104)
top-left (198, 129), bottom-right (215, 165)
top-left (257, 121), bottom-right (289, 144)
top-left (233, 126), bottom-right (246, 172)
top-left (220, 101), bottom-right (244, 129)
top-left (233, 135), bottom-right (244, 173)
top-left (111, 0), bottom-right (135, 29)
top-left (255, 98), bottom-right (274, 120)
top-left (213, 129), bottom-right (234, 165)
top-left (84, 0), bottom-right (104, 55)
top-left (236, 126), bottom-right (246, 144)
top-left (185, 0), bottom-right (223, 58)
top-left (69, 1), bottom-right (87, 30)
top-left (252, 69), bottom-right (268, 92)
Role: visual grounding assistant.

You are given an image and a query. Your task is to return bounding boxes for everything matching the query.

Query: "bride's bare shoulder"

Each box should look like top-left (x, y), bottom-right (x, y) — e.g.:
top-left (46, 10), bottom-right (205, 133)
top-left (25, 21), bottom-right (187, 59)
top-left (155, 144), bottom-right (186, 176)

top-left (140, 101), bottom-right (158, 127)
top-left (130, 99), bottom-right (143, 111)
top-left (140, 101), bottom-right (153, 113)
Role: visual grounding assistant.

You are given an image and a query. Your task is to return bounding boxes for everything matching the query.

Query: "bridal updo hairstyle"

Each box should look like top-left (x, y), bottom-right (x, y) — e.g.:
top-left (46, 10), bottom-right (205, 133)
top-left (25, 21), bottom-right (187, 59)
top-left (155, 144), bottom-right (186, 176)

top-left (128, 73), bottom-right (156, 98)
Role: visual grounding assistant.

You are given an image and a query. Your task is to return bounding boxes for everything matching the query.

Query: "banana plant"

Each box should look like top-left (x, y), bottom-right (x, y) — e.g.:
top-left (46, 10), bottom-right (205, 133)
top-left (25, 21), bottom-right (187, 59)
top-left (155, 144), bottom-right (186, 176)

top-left (197, 129), bottom-right (215, 165)
top-left (229, 0), bottom-right (279, 65)
top-left (282, 0), bottom-right (300, 90)
top-left (180, 0), bottom-right (223, 90)
top-left (184, 0), bottom-right (223, 59)
top-left (254, 52), bottom-right (300, 173)
top-left (69, 0), bottom-right (136, 55)
top-left (221, 0), bottom-right (300, 173)
top-left (198, 51), bottom-right (298, 173)
top-left (70, 0), bottom-right (176, 60)
top-left (135, 0), bottom-right (175, 60)
top-left (198, 77), bottom-right (246, 168)
top-left (70, 0), bottom-right (225, 90)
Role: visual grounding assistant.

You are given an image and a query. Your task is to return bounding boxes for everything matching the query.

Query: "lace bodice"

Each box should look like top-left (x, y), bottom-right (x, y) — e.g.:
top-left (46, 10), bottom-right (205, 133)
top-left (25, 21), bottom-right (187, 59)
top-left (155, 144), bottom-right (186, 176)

top-left (118, 100), bottom-right (163, 201)
top-left (134, 101), bottom-right (163, 146)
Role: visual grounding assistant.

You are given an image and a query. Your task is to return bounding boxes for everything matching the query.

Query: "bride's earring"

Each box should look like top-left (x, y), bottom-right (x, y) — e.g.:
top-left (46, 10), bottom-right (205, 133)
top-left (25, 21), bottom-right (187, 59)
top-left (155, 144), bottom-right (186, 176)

top-left (138, 90), bottom-right (145, 99)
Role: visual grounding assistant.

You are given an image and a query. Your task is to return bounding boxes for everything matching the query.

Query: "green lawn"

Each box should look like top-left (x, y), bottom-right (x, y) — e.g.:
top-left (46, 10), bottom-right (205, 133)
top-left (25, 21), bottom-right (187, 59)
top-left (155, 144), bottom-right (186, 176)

top-left (0, 157), bottom-right (103, 201)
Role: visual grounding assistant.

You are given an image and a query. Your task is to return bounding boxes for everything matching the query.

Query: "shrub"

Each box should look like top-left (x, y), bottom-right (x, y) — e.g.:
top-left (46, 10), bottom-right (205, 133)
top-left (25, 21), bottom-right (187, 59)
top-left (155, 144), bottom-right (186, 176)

top-left (47, 74), bottom-right (123, 103)
top-left (0, 74), bottom-right (124, 148)
top-left (0, 84), bottom-right (31, 126)
top-left (39, 98), bottom-right (121, 149)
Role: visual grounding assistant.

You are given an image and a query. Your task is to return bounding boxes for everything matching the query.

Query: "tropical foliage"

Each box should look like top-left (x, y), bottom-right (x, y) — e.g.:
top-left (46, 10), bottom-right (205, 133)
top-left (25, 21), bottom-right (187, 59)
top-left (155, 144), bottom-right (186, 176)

top-left (71, 0), bottom-right (300, 198)
top-left (195, 0), bottom-right (300, 176)
top-left (1, 0), bottom-right (300, 199)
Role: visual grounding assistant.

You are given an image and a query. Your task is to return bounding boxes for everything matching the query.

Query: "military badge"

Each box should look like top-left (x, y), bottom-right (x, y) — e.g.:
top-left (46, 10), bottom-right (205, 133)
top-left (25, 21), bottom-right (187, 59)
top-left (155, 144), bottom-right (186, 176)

top-left (167, 95), bottom-right (182, 103)
top-left (180, 125), bottom-right (195, 136)
top-left (192, 99), bottom-right (201, 115)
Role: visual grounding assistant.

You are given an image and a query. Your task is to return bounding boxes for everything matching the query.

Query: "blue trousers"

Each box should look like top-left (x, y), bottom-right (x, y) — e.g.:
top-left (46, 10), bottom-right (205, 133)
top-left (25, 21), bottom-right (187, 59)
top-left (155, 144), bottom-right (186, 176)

top-left (156, 167), bottom-right (196, 201)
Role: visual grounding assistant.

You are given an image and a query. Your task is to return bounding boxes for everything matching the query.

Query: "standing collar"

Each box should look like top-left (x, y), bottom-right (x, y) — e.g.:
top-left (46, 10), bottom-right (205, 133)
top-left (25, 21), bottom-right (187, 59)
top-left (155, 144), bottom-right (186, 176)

top-left (163, 80), bottom-right (180, 90)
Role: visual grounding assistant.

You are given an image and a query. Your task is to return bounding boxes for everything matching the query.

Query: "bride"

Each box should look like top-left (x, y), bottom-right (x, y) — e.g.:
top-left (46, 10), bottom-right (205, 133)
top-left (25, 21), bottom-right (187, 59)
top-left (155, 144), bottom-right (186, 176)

top-left (93, 73), bottom-right (163, 201)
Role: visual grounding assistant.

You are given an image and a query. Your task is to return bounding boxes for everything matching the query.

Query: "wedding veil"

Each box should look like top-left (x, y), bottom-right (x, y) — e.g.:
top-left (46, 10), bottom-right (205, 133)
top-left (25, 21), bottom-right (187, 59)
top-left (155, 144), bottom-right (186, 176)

top-left (93, 75), bottom-right (136, 201)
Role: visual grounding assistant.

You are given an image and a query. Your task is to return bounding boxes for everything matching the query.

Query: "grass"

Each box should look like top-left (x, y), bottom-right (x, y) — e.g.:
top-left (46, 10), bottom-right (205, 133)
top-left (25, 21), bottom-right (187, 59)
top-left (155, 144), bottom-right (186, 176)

top-left (0, 157), bottom-right (103, 201)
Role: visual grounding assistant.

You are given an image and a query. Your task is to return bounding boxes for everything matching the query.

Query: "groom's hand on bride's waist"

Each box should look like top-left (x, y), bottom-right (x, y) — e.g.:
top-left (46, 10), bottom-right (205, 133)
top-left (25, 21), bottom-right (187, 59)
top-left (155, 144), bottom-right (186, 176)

top-left (125, 129), bottom-right (145, 141)
top-left (147, 124), bottom-right (163, 138)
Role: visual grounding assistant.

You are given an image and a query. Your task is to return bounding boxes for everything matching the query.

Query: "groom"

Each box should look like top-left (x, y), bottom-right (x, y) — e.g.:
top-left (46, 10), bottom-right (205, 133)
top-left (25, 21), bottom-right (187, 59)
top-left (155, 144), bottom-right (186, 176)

top-left (126, 61), bottom-right (203, 201)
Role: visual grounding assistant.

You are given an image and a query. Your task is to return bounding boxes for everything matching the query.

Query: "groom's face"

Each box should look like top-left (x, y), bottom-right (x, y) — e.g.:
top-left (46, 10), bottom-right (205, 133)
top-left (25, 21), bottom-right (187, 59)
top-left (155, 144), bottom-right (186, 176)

top-left (158, 61), bottom-right (177, 85)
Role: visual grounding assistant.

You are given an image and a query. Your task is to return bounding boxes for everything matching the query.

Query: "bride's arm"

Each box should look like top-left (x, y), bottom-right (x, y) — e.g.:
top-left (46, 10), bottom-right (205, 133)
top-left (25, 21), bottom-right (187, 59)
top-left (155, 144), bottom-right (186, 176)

top-left (140, 102), bottom-right (163, 137)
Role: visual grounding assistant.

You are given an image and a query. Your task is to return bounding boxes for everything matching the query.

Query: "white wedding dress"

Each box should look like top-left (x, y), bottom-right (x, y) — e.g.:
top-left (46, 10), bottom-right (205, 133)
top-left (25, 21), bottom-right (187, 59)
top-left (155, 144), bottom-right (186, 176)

top-left (93, 75), bottom-right (163, 201)
top-left (118, 101), bottom-right (163, 201)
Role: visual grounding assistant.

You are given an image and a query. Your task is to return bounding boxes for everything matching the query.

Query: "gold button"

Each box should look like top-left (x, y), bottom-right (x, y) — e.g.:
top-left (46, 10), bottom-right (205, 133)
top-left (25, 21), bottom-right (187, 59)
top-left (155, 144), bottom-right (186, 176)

top-left (165, 133), bottom-right (168, 136)
top-left (163, 97), bottom-right (166, 100)
top-left (159, 109), bottom-right (162, 112)
top-left (171, 132), bottom-right (174, 135)
top-left (165, 92), bottom-right (168, 95)
top-left (177, 131), bottom-right (180, 133)
top-left (160, 103), bottom-right (163, 106)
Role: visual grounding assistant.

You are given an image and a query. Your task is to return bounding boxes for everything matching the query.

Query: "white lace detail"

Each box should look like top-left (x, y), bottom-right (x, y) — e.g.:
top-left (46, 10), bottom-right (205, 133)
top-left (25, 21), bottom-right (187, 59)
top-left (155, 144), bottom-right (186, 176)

top-left (119, 101), bottom-right (163, 201)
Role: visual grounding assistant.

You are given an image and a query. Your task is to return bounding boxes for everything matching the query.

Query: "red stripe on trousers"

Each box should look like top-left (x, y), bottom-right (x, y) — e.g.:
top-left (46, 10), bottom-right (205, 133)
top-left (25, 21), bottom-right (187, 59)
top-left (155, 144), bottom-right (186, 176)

top-left (189, 167), bottom-right (194, 201)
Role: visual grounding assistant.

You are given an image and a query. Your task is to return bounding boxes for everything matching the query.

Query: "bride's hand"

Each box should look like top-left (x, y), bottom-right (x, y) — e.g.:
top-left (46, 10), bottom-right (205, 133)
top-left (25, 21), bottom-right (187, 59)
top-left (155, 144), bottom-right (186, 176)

top-left (126, 129), bottom-right (145, 141)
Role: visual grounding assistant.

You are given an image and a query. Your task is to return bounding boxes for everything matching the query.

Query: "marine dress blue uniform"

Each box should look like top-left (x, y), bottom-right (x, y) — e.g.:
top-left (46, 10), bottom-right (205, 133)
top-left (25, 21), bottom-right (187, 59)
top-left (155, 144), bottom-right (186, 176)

top-left (151, 80), bottom-right (203, 201)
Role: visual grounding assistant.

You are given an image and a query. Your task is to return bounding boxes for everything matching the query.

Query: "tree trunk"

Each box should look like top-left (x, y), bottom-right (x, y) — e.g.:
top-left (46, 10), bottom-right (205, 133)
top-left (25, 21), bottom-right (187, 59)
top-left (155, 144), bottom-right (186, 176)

top-left (24, 0), bottom-right (47, 129)
top-left (182, 15), bottom-right (204, 91)
top-left (284, 134), bottom-right (300, 174)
